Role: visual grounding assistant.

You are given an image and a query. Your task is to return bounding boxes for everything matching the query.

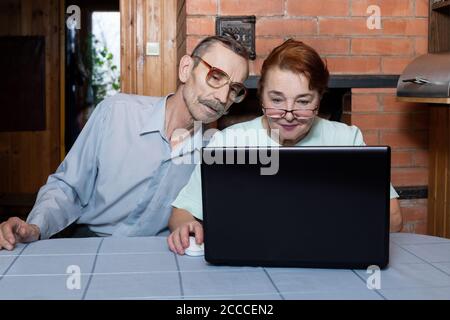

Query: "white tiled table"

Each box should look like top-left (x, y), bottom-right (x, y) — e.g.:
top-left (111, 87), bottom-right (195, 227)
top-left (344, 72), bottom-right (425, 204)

top-left (0, 233), bottom-right (449, 300)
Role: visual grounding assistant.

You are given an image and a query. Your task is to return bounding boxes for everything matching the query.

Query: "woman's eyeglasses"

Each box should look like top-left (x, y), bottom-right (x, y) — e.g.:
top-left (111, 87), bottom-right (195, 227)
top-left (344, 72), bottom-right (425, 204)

top-left (192, 55), bottom-right (247, 103)
top-left (262, 106), bottom-right (318, 119)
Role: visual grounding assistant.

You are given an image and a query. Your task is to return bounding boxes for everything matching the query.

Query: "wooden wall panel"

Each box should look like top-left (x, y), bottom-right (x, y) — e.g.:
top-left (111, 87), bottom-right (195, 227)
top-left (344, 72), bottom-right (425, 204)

top-left (428, 107), bottom-right (450, 238)
top-left (0, 0), bottom-right (61, 195)
top-left (162, 0), bottom-right (177, 94)
top-left (120, 0), bottom-right (178, 96)
top-left (429, 2), bottom-right (450, 53)
top-left (120, 0), bottom-right (137, 94)
top-left (146, 0), bottom-right (161, 95)
top-left (176, 0), bottom-right (186, 72)
top-left (426, 1), bottom-right (450, 238)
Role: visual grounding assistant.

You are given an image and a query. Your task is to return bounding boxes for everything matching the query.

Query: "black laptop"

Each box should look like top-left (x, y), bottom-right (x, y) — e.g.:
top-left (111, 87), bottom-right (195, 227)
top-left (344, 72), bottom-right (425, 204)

top-left (201, 146), bottom-right (391, 269)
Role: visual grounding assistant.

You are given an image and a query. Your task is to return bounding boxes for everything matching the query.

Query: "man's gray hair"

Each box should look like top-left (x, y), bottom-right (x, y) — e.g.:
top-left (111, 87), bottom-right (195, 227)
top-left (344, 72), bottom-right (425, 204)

top-left (191, 36), bottom-right (249, 64)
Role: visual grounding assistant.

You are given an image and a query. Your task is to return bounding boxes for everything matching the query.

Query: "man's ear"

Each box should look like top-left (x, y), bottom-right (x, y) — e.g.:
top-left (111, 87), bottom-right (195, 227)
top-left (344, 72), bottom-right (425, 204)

top-left (179, 55), bottom-right (194, 83)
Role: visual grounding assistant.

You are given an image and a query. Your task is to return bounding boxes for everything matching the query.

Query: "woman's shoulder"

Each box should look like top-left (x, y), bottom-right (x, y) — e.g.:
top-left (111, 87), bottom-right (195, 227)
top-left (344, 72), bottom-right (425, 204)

top-left (209, 116), bottom-right (267, 147)
top-left (312, 117), bottom-right (363, 145)
top-left (222, 116), bottom-right (264, 132)
top-left (315, 116), bottom-right (361, 134)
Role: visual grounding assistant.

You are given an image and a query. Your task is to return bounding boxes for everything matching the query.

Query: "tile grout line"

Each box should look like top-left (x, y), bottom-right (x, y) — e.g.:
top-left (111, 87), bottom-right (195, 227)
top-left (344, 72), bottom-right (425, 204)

top-left (174, 253), bottom-right (185, 299)
top-left (263, 268), bottom-right (285, 300)
top-left (391, 240), bottom-right (449, 246)
top-left (119, 289), bottom-right (305, 300)
top-left (119, 287), bottom-right (450, 300)
top-left (351, 269), bottom-right (387, 300)
top-left (0, 244), bottom-right (29, 283)
top-left (81, 238), bottom-right (104, 300)
top-left (0, 251), bottom-right (174, 257)
top-left (398, 244), bottom-right (450, 278)
top-left (0, 268), bottom-right (266, 277)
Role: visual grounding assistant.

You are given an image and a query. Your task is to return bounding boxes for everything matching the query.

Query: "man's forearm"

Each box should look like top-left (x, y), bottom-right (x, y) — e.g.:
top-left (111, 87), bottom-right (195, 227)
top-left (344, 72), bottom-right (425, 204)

top-left (27, 180), bottom-right (81, 239)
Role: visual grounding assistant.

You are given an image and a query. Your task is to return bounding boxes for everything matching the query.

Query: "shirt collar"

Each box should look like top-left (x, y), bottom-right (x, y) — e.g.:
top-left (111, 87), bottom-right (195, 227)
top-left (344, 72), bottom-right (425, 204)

top-left (139, 94), bottom-right (205, 156)
top-left (139, 95), bottom-right (171, 136)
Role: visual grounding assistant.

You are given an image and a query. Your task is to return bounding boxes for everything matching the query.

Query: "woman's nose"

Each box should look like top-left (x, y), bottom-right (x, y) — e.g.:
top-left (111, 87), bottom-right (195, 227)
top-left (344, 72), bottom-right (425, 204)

top-left (284, 110), bottom-right (295, 122)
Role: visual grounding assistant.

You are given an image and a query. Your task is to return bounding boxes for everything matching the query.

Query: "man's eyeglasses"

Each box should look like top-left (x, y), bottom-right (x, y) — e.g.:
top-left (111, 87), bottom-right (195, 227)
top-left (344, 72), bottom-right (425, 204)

top-left (192, 55), bottom-right (247, 103)
top-left (262, 106), bottom-right (318, 120)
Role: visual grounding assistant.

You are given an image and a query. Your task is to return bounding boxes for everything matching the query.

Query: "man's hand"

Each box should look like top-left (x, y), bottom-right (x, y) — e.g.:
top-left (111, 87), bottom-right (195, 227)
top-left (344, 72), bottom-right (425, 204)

top-left (0, 217), bottom-right (40, 251)
top-left (167, 220), bottom-right (203, 255)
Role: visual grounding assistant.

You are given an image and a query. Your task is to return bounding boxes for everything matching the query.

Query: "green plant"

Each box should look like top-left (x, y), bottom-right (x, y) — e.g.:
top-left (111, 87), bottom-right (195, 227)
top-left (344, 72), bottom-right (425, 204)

top-left (90, 35), bottom-right (120, 105)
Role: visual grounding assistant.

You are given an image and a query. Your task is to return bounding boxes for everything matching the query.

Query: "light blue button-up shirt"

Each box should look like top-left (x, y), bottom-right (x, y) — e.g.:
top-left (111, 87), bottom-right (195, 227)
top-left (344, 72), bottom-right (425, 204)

top-left (27, 93), bottom-right (203, 239)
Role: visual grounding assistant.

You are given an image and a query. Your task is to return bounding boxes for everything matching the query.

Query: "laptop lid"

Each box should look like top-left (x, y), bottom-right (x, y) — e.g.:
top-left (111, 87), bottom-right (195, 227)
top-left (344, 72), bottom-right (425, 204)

top-left (201, 146), bottom-right (391, 269)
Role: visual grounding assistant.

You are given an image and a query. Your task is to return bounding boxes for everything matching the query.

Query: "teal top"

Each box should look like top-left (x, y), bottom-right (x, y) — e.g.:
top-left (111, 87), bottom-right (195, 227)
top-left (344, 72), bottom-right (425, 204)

top-left (172, 116), bottom-right (399, 220)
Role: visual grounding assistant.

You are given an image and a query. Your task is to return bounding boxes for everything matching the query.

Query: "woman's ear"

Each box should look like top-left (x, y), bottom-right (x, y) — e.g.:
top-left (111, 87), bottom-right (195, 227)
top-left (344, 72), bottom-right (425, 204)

top-left (179, 55), bottom-right (194, 83)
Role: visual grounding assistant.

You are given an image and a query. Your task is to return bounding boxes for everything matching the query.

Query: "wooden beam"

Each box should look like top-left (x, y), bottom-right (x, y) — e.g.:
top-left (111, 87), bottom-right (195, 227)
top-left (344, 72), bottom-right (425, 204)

top-left (60, 0), bottom-right (65, 160)
top-left (397, 97), bottom-right (450, 105)
top-left (428, 106), bottom-right (450, 238)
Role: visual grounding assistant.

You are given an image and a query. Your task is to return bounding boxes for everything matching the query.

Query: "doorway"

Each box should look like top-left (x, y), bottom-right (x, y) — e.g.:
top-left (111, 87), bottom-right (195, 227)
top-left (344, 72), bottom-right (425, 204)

top-left (64, 0), bottom-right (120, 152)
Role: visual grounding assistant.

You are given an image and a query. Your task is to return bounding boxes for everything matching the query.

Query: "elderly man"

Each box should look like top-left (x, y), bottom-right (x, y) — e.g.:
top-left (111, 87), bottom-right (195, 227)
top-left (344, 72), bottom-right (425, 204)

top-left (0, 35), bottom-right (249, 250)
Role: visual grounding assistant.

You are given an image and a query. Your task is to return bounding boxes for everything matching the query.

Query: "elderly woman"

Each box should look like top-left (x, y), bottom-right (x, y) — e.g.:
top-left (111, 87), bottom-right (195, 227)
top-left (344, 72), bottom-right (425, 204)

top-left (168, 39), bottom-right (403, 255)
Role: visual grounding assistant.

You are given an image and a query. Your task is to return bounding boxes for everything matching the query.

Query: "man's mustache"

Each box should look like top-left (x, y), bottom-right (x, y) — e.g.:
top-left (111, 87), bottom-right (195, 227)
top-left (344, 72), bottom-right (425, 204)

top-left (199, 99), bottom-right (226, 115)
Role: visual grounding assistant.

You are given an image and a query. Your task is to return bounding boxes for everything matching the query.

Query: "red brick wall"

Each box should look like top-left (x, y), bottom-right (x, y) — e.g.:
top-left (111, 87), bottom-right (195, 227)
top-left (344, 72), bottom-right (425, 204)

top-left (184, 0), bottom-right (430, 234)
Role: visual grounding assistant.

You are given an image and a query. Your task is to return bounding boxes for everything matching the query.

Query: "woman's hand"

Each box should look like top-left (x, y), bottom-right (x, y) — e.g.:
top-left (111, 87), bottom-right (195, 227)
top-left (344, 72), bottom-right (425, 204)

top-left (167, 220), bottom-right (203, 255)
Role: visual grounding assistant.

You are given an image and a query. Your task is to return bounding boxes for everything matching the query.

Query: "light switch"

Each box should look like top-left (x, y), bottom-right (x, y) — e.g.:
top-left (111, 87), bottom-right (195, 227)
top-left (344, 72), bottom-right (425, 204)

top-left (146, 42), bottom-right (160, 56)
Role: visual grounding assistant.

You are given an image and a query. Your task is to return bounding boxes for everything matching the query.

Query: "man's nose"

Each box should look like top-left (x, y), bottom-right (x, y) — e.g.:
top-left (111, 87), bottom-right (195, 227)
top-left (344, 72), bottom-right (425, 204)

top-left (214, 85), bottom-right (229, 105)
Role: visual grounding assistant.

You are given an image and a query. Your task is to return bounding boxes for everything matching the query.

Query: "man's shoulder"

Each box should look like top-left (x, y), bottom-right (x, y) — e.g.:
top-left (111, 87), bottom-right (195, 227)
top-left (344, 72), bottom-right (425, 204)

top-left (100, 93), bottom-right (163, 111)
top-left (97, 94), bottom-right (166, 124)
top-left (94, 94), bottom-right (166, 134)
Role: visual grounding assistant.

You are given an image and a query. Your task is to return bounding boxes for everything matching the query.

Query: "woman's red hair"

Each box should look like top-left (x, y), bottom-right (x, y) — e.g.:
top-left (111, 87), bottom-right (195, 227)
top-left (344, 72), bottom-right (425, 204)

top-left (258, 39), bottom-right (329, 98)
